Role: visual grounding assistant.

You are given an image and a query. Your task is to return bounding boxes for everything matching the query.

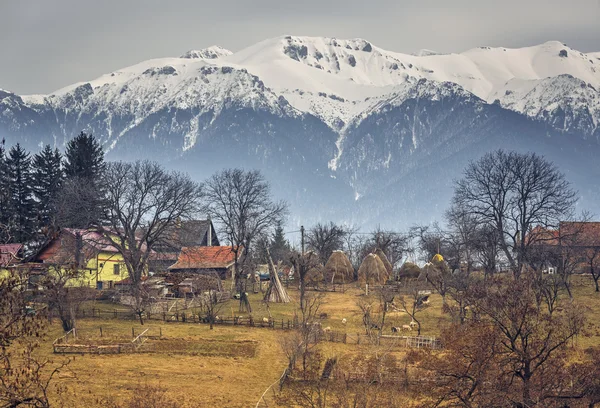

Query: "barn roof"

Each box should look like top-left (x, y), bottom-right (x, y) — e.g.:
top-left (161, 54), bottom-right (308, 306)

top-left (529, 222), bottom-right (600, 247)
top-left (154, 220), bottom-right (219, 252)
top-left (168, 246), bottom-right (236, 270)
top-left (0, 243), bottom-right (23, 267)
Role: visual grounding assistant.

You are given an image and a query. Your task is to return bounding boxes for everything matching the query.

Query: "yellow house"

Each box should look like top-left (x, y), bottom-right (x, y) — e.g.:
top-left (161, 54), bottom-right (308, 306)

top-left (32, 228), bottom-right (130, 290)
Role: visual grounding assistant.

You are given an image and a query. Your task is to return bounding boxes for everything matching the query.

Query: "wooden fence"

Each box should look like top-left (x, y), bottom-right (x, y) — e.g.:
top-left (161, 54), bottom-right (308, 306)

top-left (53, 327), bottom-right (159, 354)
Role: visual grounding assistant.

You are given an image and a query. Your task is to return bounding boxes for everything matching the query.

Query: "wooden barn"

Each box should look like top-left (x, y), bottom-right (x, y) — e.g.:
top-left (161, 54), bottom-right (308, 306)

top-left (167, 246), bottom-right (236, 279)
top-left (149, 219), bottom-right (220, 273)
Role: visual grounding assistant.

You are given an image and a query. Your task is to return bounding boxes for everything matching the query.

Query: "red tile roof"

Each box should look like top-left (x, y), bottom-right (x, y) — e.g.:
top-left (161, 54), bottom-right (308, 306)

top-left (529, 222), bottom-right (600, 247)
top-left (560, 222), bottom-right (600, 247)
top-left (168, 246), bottom-right (237, 270)
top-left (0, 244), bottom-right (23, 267)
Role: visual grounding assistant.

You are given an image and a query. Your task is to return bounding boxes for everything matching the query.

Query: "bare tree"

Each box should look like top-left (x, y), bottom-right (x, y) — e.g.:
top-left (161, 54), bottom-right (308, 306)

top-left (363, 227), bottom-right (409, 270)
top-left (395, 287), bottom-right (428, 335)
top-left (0, 269), bottom-right (70, 407)
top-left (466, 276), bottom-right (585, 407)
top-left (452, 150), bottom-right (577, 277)
top-left (585, 246), bottom-right (600, 292)
top-left (305, 222), bottom-right (349, 263)
top-left (95, 161), bottom-right (203, 324)
top-left (203, 168), bottom-right (288, 313)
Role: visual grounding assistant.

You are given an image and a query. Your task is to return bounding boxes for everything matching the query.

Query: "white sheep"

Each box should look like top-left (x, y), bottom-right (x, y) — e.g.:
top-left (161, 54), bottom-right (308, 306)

top-left (262, 317), bottom-right (270, 323)
top-left (341, 318), bottom-right (347, 324)
top-left (409, 321), bottom-right (418, 328)
top-left (402, 324), bottom-right (412, 331)
top-left (323, 326), bottom-right (332, 332)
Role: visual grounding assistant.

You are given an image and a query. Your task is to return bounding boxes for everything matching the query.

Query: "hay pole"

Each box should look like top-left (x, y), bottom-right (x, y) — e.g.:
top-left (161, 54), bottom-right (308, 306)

top-left (264, 248), bottom-right (291, 303)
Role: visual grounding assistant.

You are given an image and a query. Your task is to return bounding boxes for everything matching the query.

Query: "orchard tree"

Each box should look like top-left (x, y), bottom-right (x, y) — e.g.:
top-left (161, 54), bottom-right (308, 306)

top-left (204, 168), bottom-right (288, 313)
top-left (306, 222), bottom-right (349, 263)
top-left (452, 150), bottom-right (577, 277)
top-left (95, 160), bottom-right (203, 324)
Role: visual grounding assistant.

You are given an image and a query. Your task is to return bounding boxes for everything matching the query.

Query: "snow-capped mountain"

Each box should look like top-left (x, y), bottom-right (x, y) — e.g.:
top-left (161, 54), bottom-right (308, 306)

top-left (1, 37), bottom-right (599, 227)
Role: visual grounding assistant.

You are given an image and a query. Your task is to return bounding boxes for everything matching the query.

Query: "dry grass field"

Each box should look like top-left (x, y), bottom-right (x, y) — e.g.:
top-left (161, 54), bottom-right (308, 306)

top-left (33, 276), bottom-right (600, 407)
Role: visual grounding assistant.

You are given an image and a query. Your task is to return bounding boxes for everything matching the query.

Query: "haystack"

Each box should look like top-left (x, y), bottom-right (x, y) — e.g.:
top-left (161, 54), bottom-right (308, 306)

top-left (324, 250), bottom-right (355, 284)
top-left (358, 253), bottom-right (389, 285)
top-left (374, 248), bottom-right (393, 276)
top-left (398, 262), bottom-right (421, 280)
top-left (305, 263), bottom-right (325, 284)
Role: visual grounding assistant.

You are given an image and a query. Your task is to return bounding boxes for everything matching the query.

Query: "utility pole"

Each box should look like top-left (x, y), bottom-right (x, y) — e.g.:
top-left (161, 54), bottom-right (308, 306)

top-left (300, 225), bottom-right (305, 255)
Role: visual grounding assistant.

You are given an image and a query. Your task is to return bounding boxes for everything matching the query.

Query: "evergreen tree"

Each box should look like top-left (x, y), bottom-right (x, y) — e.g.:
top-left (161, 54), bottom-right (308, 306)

top-left (6, 144), bottom-right (35, 243)
top-left (59, 132), bottom-right (106, 228)
top-left (0, 140), bottom-right (11, 242)
top-left (63, 131), bottom-right (105, 180)
top-left (270, 221), bottom-right (291, 264)
top-left (32, 145), bottom-right (63, 230)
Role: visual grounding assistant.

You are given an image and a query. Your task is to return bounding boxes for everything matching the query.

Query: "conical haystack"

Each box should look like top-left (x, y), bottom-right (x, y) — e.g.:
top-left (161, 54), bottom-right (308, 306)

top-left (358, 253), bottom-right (389, 285)
top-left (374, 248), bottom-right (393, 276)
top-left (305, 263), bottom-right (325, 284)
top-left (324, 250), bottom-right (355, 284)
top-left (398, 262), bottom-right (421, 280)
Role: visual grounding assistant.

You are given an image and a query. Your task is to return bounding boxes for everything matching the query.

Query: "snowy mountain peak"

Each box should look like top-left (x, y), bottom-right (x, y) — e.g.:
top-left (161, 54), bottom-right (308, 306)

top-left (180, 46), bottom-right (233, 59)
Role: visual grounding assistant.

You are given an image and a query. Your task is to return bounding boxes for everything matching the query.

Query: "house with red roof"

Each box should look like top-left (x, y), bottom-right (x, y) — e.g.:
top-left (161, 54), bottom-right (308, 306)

top-left (30, 228), bottom-right (129, 290)
top-left (168, 246), bottom-right (237, 279)
top-left (0, 243), bottom-right (23, 268)
top-left (530, 222), bottom-right (600, 276)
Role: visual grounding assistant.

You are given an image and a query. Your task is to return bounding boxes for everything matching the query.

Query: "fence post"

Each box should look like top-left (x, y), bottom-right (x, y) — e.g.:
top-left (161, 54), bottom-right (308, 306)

top-left (160, 327), bottom-right (162, 338)
top-left (132, 327), bottom-right (135, 339)
top-left (100, 327), bottom-right (103, 337)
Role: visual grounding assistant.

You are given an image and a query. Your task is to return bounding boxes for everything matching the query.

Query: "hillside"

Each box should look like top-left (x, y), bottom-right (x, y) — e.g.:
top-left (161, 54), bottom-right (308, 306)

top-left (1, 36), bottom-right (599, 227)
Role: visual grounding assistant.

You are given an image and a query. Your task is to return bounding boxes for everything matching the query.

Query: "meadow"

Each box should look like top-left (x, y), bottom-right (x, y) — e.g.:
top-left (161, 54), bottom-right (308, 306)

top-left (36, 275), bottom-right (600, 407)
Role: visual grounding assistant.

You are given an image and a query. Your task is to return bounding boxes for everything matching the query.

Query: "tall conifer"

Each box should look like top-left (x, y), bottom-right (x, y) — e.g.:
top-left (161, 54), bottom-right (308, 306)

top-left (32, 145), bottom-right (63, 229)
top-left (6, 144), bottom-right (35, 243)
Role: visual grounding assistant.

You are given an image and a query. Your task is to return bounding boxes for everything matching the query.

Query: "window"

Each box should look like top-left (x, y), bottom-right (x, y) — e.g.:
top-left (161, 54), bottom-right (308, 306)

top-left (114, 264), bottom-right (120, 275)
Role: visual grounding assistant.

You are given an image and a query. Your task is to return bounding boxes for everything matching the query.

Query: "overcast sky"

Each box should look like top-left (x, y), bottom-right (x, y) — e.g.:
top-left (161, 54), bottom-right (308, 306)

top-left (1, 0), bottom-right (599, 95)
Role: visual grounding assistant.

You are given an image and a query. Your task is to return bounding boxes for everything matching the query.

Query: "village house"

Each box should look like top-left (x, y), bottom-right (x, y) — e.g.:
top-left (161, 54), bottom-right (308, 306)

top-left (168, 246), bottom-right (237, 279)
top-left (0, 243), bottom-right (23, 269)
top-left (149, 219), bottom-right (219, 273)
top-left (530, 222), bottom-right (600, 274)
top-left (30, 228), bottom-right (129, 290)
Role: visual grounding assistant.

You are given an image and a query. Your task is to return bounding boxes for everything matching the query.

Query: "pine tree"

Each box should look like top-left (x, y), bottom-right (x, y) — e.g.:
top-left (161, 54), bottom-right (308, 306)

top-left (59, 132), bottom-right (106, 228)
top-left (0, 140), bottom-right (11, 242)
top-left (270, 221), bottom-right (291, 263)
top-left (32, 145), bottom-right (63, 230)
top-left (6, 144), bottom-right (35, 243)
top-left (63, 131), bottom-right (105, 180)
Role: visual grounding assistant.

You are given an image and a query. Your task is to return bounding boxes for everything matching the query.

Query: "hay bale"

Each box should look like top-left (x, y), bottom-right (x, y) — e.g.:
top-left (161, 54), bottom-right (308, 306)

top-left (358, 253), bottom-right (388, 285)
top-left (398, 262), bottom-right (421, 280)
top-left (324, 250), bottom-right (355, 284)
top-left (306, 263), bottom-right (325, 283)
top-left (374, 248), bottom-right (393, 276)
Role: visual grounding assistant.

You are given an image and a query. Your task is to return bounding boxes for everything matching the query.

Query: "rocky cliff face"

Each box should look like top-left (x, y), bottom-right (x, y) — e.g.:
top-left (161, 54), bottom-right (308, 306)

top-left (1, 38), bottom-right (599, 227)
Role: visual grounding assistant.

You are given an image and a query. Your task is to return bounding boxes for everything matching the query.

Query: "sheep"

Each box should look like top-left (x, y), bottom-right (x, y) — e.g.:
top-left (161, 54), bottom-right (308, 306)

top-left (323, 326), bottom-right (332, 332)
top-left (262, 317), bottom-right (270, 323)
top-left (409, 321), bottom-right (418, 328)
top-left (214, 315), bottom-right (220, 322)
top-left (402, 324), bottom-right (412, 331)
top-left (341, 318), bottom-right (347, 325)
top-left (391, 326), bottom-right (400, 333)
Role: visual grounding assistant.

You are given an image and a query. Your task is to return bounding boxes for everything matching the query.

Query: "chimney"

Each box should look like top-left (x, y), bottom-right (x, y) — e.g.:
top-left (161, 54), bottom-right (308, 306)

top-left (207, 216), bottom-right (212, 247)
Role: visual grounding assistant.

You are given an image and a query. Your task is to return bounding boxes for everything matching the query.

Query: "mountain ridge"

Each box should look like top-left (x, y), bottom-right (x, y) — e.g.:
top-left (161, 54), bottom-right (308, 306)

top-left (1, 36), bottom-right (599, 227)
